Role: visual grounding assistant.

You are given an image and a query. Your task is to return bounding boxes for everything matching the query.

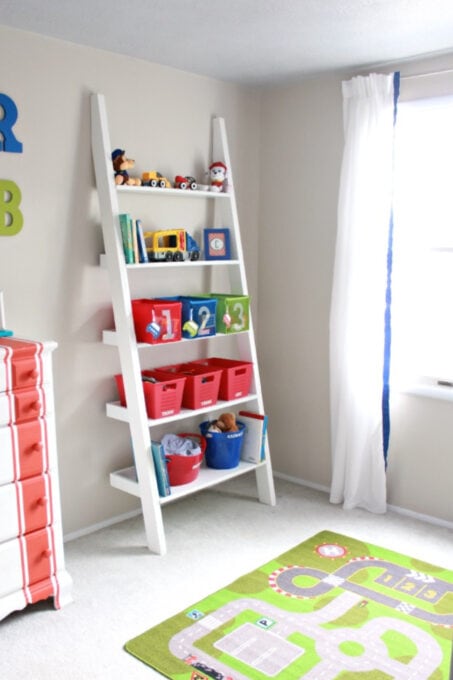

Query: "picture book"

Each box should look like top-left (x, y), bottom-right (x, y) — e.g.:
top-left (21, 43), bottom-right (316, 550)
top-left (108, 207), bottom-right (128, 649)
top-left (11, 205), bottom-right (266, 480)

top-left (132, 218), bottom-right (139, 263)
top-left (238, 410), bottom-right (268, 464)
top-left (136, 219), bottom-right (149, 263)
top-left (151, 440), bottom-right (171, 497)
top-left (119, 213), bottom-right (134, 264)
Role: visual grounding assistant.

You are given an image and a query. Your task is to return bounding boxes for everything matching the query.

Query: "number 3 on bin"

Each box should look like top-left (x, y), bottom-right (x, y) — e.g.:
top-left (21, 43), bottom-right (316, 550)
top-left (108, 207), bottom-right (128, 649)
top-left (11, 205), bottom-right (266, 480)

top-left (232, 302), bottom-right (245, 332)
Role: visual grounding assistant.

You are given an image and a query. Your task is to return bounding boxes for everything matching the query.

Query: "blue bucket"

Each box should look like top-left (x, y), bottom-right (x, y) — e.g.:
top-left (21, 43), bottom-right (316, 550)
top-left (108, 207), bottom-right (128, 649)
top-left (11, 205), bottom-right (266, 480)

top-left (199, 421), bottom-right (246, 469)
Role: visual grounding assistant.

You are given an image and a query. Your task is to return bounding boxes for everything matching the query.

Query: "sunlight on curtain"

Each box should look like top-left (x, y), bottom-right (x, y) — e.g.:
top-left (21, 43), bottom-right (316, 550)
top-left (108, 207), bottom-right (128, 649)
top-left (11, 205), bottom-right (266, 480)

top-left (329, 73), bottom-right (398, 513)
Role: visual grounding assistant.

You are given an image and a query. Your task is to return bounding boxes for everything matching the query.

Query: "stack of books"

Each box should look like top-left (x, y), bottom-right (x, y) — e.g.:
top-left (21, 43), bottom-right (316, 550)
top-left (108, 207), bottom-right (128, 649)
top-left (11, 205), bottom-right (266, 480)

top-left (119, 213), bottom-right (149, 264)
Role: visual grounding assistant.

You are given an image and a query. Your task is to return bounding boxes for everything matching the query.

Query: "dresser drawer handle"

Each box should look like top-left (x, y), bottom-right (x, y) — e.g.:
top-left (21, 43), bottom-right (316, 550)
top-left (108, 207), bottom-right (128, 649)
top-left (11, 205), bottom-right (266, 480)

top-left (37, 496), bottom-right (49, 507)
top-left (28, 369), bottom-right (38, 379)
top-left (42, 548), bottom-right (52, 559)
top-left (27, 401), bottom-right (40, 413)
top-left (27, 442), bottom-right (43, 454)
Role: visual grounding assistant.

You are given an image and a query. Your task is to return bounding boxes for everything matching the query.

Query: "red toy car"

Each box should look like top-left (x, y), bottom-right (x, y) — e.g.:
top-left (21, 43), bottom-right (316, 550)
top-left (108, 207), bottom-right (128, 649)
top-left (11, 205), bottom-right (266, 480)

top-left (174, 175), bottom-right (197, 190)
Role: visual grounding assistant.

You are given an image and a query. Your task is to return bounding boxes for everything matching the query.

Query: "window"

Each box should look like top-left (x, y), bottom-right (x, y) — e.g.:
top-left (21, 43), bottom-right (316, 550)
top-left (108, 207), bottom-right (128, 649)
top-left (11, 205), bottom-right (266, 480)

top-left (392, 96), bottom-right (453, 395)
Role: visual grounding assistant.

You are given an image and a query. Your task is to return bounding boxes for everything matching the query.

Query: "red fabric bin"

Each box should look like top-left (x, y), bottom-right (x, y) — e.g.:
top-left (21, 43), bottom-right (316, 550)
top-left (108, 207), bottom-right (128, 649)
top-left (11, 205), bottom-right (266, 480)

top-left (131, 298), bottom-right (182, 344)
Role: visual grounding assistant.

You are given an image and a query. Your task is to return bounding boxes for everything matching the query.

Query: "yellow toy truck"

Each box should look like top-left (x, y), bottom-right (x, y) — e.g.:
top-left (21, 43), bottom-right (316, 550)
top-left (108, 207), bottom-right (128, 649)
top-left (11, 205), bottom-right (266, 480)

top-left (141, 171), bottom-right (172, 188)
top-left (144, 229), bottom-right (200, 262)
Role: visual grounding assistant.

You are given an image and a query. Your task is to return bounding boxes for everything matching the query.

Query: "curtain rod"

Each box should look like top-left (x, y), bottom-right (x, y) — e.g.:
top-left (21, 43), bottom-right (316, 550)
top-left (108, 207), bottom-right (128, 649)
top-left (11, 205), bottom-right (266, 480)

top-left (401, 67), bottom-right (453, 81)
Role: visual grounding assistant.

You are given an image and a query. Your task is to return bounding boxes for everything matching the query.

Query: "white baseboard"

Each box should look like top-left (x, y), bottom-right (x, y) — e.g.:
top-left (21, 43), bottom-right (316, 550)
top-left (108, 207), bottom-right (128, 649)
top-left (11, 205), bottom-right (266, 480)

top-left (386, 503), bottom-right (453, 530)
top-left (63, 473), bottom-right (453, 542)
top-left (63, 508), bottom-right (142, 543)
top-left (273, 470), bottom-right (453, 531)
top-left (273, 470), bottom-right (330, 494)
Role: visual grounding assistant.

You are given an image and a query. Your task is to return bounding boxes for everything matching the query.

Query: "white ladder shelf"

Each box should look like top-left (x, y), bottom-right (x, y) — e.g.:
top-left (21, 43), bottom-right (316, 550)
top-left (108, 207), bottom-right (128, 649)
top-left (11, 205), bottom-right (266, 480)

top-left (91, 93), bottom-right (276, 554)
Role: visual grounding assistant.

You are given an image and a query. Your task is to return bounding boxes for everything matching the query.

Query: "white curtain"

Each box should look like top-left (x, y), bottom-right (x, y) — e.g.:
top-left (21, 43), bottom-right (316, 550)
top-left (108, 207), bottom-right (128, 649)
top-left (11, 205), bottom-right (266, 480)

top-left (329, 73), bottom-right (397, 514)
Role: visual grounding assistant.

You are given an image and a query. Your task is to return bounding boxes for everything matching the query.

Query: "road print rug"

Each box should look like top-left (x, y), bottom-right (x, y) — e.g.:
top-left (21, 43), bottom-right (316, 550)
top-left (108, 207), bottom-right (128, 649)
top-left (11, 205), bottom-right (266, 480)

top-left (125, 530), bottom-right (453, 679)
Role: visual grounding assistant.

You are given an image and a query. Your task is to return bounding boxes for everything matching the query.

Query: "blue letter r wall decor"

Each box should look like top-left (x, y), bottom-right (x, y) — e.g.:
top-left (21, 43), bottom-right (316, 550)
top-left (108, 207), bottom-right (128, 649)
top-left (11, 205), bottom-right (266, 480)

top-left (0, 93), bottom-right (23, 153)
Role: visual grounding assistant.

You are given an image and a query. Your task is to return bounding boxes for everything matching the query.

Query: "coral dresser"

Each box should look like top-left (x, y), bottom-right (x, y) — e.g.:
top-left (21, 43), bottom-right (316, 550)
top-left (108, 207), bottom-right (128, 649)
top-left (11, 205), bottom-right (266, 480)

top-left (0, 337), bottom-right (72, 621)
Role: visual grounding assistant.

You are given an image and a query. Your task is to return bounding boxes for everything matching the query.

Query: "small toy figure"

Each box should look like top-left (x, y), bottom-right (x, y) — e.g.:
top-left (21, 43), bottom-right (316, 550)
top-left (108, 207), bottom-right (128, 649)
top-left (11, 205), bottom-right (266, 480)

top-left (111, 149), bottom-right (142, 186)
top-left (208, 161), bottom-right (227, 192)
top-left (208, 412), bottom-right (238, 433)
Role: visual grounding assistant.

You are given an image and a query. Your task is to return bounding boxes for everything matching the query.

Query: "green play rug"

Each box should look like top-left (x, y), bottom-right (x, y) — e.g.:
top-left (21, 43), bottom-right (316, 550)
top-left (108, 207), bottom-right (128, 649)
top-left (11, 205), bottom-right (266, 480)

top-left (125, 530), bottom-right (453, 679)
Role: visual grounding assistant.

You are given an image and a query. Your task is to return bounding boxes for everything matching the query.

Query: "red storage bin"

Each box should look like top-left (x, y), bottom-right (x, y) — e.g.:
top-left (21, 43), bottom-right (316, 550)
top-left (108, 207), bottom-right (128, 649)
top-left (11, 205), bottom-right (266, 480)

top-left (189, 357), bottom-right (253, 400)
top-left (131, 298), bottom-right (182, 344)
top-left (154, 362), bottom-right (222, 409)
top-left (165, 433), bottom-right (206, 486)
top-left (115, 370), bottom-right (186, 419)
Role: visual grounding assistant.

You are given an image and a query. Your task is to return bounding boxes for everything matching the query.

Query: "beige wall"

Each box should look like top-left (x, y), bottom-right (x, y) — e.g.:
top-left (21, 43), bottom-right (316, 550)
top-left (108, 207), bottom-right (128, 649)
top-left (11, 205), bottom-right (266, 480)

top-left (0, 26), bottom-right (261, 535)
top-left (258, 77), bottom-right (343, 489)
top-left (1, 24), bottom-right (452, 535)
top-left (259, 55), bottom-right (453, 525)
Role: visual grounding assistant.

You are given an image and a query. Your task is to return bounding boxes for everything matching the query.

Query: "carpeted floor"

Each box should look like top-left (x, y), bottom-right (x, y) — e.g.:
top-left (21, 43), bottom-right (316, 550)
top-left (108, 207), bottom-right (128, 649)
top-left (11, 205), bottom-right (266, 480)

top-left (0, 477), bottom-right (452, 679)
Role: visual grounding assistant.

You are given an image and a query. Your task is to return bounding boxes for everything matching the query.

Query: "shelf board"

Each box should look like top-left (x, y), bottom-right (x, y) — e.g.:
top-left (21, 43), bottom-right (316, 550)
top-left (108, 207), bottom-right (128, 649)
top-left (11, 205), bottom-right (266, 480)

top-left (102, 329), bottom-right (249, 346)
top-left (117, 185), bottom-right (231, 199)
top-left (106, 395), bottom-right (258, 426)
top-left (110, 460), bottom-right (266, 504)
top-left (129, 259), bottom-right (240, 269)
top-left (99, 254), bottom-right (240, 269)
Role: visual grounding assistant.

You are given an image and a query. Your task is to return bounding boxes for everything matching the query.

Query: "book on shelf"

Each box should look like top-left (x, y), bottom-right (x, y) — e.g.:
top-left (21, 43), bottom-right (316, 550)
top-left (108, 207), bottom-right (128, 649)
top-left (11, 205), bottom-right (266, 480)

top-left (135, 218), bottom-right (149, 263)
top-left (132, 217), bottom-right (139, 263)
top-left (151, 440), bottom-right (171, 497)
top-left (118, 213), bottom-right (134, 264)
top-left (238, 411), bottom-right (268, 464)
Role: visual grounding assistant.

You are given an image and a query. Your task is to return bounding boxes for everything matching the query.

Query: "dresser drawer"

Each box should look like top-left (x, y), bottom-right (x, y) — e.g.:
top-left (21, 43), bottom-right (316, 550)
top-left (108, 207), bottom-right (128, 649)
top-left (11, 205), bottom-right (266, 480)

top-left (0, 527), bottom-right (56, 601)
top-left (0, 385), bottom-right (54, 426)
top-left (0, 339), bottom-right (54, 393)
top-left (0, 474), bottom-right (52, 543)
top-left (0, 419), bottom-right (51, 484)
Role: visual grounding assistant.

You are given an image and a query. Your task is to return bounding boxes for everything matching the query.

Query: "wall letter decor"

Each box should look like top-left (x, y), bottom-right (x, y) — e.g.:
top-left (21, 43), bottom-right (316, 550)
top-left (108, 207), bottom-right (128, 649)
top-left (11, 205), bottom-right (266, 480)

top-left (0, 180), bottom-right (24, 236)
top-left (0, 93), bottom-right (23, 153)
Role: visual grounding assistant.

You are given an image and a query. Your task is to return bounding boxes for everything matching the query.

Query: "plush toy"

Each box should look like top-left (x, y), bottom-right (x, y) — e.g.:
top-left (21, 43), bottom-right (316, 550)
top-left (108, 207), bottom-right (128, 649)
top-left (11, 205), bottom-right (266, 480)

top-left (208, 412), bottom-right (238, 433)
top-left (111, 148), bottom-right (142, 186)
top-left (208, 161), bottom-right (227, 192)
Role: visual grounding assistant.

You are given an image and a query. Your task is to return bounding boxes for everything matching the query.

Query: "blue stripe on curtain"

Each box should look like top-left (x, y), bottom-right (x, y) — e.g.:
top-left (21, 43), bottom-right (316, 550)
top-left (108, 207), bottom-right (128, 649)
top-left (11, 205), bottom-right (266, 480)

top-left (382, 71), bottom-right (400, 468)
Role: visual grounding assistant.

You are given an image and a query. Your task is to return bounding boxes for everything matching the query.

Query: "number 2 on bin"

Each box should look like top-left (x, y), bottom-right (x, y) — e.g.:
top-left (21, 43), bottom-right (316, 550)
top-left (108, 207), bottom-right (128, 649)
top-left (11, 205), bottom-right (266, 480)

top-left (198, 305), bottom-right (210, 331)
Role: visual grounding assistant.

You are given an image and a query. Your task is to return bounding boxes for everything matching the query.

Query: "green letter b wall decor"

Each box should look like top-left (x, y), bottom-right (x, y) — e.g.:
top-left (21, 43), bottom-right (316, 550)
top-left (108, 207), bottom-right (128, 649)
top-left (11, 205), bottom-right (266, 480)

top-left (0, 93), bottom-right (23, 153)
top-left (0, 94), bottom-right (24, 235)
top-left (0, 180), bottom-right (24, 236)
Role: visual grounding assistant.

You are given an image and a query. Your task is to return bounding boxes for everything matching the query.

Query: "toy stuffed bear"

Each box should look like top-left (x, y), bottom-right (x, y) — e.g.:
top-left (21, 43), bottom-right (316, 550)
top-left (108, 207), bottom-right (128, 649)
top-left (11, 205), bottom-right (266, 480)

top-left (208, 412), bottom-right (238, 433)
top-left (111, 148), bottom-right (141, 186)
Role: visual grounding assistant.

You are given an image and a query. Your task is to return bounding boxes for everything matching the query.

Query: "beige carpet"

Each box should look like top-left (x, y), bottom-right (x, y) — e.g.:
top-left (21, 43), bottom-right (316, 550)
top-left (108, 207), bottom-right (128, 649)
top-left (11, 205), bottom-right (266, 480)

top-left (0, 477), bottom-right (452, 679)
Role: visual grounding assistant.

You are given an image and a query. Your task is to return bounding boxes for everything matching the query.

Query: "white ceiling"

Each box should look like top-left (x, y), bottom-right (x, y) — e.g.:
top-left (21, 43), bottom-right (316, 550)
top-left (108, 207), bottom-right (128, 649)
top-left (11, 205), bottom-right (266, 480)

top-left (2, 0), bottom-right (453, 86)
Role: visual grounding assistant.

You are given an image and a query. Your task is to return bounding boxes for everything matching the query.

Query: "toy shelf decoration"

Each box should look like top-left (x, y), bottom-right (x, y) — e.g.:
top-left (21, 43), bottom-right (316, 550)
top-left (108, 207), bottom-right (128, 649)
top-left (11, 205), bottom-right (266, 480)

top-left (204, 228), bottom-right (231, 260)
top-left (91, 93), bottom-right (276, 555)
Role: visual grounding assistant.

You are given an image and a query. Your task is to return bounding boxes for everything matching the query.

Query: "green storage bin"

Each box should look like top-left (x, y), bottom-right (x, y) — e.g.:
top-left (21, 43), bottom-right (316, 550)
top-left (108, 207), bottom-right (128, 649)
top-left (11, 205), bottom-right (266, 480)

top-left (210, 293), bottom-right (250, 334)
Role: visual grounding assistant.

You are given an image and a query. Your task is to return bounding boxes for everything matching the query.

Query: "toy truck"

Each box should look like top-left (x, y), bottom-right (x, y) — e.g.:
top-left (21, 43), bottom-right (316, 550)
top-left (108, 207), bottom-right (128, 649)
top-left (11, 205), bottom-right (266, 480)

top-left (144, 228), bottom-right (200, 262)
top-left (141, 171), bottom-right (172, 188)
top-left (174, 175), bottom-right (198, 190)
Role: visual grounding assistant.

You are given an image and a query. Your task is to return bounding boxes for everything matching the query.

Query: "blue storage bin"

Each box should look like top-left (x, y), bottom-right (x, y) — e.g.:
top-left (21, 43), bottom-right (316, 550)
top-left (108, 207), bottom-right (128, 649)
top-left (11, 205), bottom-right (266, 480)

top-left (199, 420), bottom-right (246, 469)
top-left (180, 297), bottom-right (217, 339)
